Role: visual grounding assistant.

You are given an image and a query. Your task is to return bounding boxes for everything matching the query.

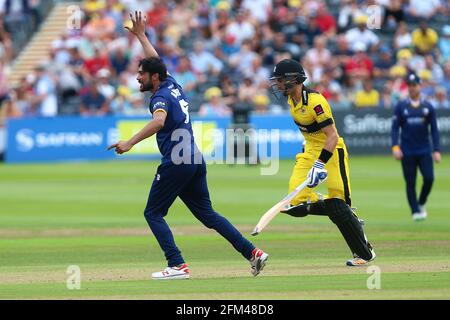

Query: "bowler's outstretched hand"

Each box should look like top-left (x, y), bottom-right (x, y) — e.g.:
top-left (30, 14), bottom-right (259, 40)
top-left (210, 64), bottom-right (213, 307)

top-left (125, 11), bottom-right (147, 37)
top-left (108, 141), bottom-right (133, 154)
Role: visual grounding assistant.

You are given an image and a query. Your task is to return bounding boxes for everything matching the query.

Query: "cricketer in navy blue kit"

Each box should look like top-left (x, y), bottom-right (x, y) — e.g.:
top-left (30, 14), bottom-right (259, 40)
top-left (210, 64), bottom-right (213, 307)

top-left (391, 73), bottom-right (441, 221)
top-left (108, 11), bottom-right (268, 280)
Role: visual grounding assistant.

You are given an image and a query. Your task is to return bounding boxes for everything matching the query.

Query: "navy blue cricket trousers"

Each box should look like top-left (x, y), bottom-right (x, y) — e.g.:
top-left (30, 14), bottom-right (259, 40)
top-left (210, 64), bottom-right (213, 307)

top-left (401, 153), bottom-right (434, 214)
top-left (144, 160), bottom-right (255, 267)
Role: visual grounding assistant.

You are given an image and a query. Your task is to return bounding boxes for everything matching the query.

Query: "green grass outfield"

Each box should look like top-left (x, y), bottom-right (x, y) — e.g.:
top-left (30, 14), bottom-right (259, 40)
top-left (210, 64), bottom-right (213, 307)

top-left (0, 156), bottom-right (449, 300)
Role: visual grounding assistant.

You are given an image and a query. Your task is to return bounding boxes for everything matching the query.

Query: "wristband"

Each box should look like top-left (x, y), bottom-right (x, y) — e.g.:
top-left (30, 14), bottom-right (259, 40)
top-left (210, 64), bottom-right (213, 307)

top-left (313, 159), bottom-right (325, 169)
top-left (392, 145), bottom-right (401, 152)
top-left (318, 149), bottom-right (333, 163)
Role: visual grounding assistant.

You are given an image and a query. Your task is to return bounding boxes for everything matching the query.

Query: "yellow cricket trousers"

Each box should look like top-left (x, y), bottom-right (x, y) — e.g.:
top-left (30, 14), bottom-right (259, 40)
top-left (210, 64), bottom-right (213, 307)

top-left (288, 146), bottom-right (352, 206)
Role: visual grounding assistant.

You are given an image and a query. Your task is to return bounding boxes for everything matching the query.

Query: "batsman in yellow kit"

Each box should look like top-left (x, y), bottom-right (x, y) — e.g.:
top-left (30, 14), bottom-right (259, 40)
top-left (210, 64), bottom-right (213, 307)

top-left (270, 59), bottom-right (376, 266)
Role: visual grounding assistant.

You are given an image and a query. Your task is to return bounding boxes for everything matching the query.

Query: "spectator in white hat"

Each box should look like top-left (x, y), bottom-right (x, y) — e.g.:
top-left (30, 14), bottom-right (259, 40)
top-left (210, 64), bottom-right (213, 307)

top-left (96, 68), bottom-right (115, 101)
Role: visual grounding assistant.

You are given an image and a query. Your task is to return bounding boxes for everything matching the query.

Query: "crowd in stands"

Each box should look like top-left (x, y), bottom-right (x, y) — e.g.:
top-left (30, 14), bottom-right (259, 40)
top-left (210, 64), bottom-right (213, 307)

top-left (0, 0), bottom-right (44, 119)
top-left (1, 0), bottom-right (450, 122)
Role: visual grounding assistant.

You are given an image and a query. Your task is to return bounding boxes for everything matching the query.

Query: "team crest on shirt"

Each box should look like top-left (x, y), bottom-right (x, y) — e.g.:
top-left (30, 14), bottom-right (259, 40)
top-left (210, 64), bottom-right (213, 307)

top-left (313, 104), bottom-right (324, 116)
top-left (153, 101), bottom-right (167, 113)
top-left (154, 101), bottom-right (166, 109)
top-left (423, 108), bottom-right (429, 116)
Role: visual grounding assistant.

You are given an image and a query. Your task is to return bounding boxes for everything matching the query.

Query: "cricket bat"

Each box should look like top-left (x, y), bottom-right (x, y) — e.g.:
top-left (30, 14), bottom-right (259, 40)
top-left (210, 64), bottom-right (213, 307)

top-left (251, 179), bottom-right (309, 236)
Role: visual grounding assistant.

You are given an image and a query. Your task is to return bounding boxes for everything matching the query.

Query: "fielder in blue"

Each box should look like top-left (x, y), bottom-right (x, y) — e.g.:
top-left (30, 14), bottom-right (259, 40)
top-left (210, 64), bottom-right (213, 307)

top-left (391, 73), bottom-right (441, 221)
top-left (108, 12), bottom-right (268, 279)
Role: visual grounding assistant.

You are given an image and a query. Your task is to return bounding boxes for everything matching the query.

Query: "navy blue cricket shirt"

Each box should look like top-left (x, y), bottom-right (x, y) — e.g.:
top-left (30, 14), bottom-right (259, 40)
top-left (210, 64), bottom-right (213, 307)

top-left (148, 74), bottom-right (198, 164)
top-left (391, 99), bottom-right (440, 156)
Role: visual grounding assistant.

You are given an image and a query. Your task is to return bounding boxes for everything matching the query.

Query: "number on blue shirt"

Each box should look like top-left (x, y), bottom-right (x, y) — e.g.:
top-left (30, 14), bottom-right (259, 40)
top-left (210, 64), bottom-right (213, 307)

top-left (179, 99), bottom-right (190, 124)
top-left (171, 88), bottom-right (190, 124)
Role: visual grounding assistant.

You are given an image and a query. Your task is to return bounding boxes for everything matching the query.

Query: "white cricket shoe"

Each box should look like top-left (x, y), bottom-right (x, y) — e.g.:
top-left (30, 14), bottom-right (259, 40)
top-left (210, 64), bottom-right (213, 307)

top-left (418, 205), bottom-right (428, 216)
top-left (250, 248), bottom-right (269, 276)
top-left (412, 211), bottom-right (427, 221)
top-left (151, 263), bottom-right (190, 280)
top-left (346, 244), bottom-right (376, 266)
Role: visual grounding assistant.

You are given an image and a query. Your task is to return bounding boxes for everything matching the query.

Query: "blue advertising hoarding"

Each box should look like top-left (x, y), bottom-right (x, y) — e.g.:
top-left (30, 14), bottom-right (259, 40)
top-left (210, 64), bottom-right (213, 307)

top-left (5, 115), bottom-right (303, 163)
top-left (6, 116), bottom-right (118, 163)
top-left (6, 109), bottom-right (450, 164)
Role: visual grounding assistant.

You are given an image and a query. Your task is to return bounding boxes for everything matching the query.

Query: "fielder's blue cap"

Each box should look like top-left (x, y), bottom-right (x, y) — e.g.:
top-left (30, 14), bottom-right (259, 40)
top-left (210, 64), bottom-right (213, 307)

top-left (406, 73), bottom-right (421, 85)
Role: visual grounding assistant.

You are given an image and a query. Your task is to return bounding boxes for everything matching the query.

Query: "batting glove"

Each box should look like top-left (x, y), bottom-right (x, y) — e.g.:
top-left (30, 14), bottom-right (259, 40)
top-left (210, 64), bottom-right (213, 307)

top-left (307, 160), bottom-right (328, 188)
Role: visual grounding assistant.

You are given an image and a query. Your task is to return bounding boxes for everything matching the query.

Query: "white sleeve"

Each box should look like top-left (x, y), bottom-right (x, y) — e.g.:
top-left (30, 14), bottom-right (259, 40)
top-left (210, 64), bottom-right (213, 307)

top-left (369, 31), bottom-right (380, 46)
top-left (36, 80), bottom-right (49, 96)
top-left (338, 7), bottom-right (350, 28)
top-left (432, 0), bottom-right (442, 9)
top-left (345, 29), bottom-right (356, 43)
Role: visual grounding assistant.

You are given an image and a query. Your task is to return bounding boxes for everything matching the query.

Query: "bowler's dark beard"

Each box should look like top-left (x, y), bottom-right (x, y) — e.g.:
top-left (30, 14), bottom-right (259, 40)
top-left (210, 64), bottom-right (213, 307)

top-left (140, 82), bottom-right (152, 92)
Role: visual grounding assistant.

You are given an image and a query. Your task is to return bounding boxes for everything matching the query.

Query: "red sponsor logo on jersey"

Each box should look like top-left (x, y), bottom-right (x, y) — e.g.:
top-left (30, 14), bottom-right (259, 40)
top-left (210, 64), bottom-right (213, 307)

top-left (314, 105), bottom-right (324, 116)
